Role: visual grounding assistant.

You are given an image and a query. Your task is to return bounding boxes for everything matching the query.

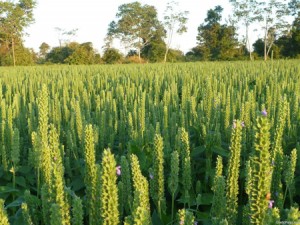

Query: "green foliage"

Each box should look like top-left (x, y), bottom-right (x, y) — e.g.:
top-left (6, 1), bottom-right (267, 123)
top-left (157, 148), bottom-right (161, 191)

top-left (100, 148), bottom-right (119, 225)
top-left (21, 203), bottom-right (34, 225)
top-left (286, 206), bottom-right (300, 224)
top-left (64, 42), bottom-right (101, 65)
top-left (107, 1), bottom-right (164, 61)
top-left (0, 0), bottom-right (36, 66)
top-left (0, 199), bottom-right (9, 225)
top-left (141, 35), bottom-right (166, 62)
top-left (211, 156), bottom-right (226, 224)
top-left (45, 46), bottom-right (74, 64)
top-left (265, 207), bottom-right (280, 225)
top-left (0, 61), bottom-right (299, 224)
top-left (50, 203), bottom-right (62, 225)
top-left (179, 128), bottom-right (192, 206)
top-left (226, 120), bottom-right (243, 224)
top-left (196, 6), bottom-right (239, 60)
top-left (120, 156), bottom-right (132, 215)
top-left (249, 114), bottom-right (272, 225)
top-left (83, 124), bottom-right (98, 225)
top-left (102, 48), bottom-right (123, 64)
top-left (177, 209), bottom-right (195, 225)
top-left (168, 150), bottom-right (179, 221)
top-left (150, 134), bottom-right (165, 218)
top-left (129, 154), bottom-right (151, 225)
top-left (71, 196), bottom-right (83, 225)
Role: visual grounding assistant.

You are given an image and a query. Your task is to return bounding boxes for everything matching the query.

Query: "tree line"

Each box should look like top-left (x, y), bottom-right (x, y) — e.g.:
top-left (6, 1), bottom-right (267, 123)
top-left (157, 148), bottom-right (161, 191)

top-left (0, 0), bottom-right (299, 66)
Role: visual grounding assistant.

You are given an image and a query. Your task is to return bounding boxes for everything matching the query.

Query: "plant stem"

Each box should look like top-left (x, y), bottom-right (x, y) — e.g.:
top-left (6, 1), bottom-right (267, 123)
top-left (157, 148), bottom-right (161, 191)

top-left (37, 168), bottom-right (40, 197)
top-left (171, 193), bottom-right (175, 224)
top-left (283, 185), bottom-right (288, 207)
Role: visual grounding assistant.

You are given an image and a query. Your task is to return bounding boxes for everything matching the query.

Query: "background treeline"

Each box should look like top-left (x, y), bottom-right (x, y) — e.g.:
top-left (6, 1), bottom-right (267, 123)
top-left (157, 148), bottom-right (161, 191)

top-left (0, 0), bottom-right (300, 66)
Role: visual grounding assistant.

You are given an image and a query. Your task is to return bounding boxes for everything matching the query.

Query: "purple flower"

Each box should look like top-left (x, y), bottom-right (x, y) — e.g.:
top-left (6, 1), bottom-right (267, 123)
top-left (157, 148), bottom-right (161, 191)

top-left (241, 121), bottom-right (245, 128)
top-left (116, 165), bottom-right (121, 176)
top-left (180, 220), bottom-right (184, 225)
top-left (194, 222), bottom-right (198, 225)
top-left (268, 200), bottom-right (274, 208)
top-left (262, 109), bottom-right (267, 117)
top-left (149, 173), bottom-right (154, 180)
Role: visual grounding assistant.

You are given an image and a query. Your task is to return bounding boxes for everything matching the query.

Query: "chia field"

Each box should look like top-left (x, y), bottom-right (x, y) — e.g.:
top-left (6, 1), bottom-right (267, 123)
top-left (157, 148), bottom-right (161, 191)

top-left (0, 61), bottom-right (300, 224)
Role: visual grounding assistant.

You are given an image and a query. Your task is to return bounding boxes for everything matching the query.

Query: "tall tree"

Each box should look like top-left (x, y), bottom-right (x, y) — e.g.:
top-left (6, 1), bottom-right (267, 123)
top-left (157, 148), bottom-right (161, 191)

top-left (0, 0), bottom-right (36, 66)
top-left (229, 0), bottom-right (263, 60)
top-left (196, 6), bottom-right (238, 60)
top-left (163, 1), bottom-right (189, 63)
top-left (259, 0), bottom-right (289, 60)
top-left (107, 2), bottom-right (165, 62)
top-left (38, 42), bottom-right (50, 63)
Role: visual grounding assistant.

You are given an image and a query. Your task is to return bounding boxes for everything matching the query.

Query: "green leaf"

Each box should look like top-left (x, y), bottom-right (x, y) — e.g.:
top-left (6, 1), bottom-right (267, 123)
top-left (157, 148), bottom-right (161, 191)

top-left (191, 146), bottom-right (205, 158)
top-left (18, 166), bottom-right (31, 175)
top-left (197, 193), bottom-right (213, 205)
top-left (0, 186), bottom-right (19, 194)
top-left (151, 210), bottom-right (163, 225)
top-left (5, 197), bottom-right (24, 209)
top-left (15, 176), bottom-right (26, 188)
top-left (11, 208), bottom-right (25, 225)
top-left (70, 177), bottom-right (85, 192)
top-left (212, 146), bottom-right (229, 157)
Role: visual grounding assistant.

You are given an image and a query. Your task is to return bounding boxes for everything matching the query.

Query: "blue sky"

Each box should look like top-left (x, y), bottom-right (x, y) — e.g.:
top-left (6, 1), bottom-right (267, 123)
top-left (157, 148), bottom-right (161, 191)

top-left (23, 0), bottom-right (234, 54)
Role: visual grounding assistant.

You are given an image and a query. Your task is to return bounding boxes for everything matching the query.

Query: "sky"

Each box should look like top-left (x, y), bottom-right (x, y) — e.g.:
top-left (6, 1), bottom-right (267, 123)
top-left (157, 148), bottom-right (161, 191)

top-left (24, 0), bottom-right (234, 54)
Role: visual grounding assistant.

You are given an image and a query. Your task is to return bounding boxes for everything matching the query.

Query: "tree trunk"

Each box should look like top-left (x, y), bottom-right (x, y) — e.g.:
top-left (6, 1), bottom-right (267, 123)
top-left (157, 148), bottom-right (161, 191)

top-left (164, 27), bottom-right (174, 63)
top-left (245, 25), bottom-right (252, 61)
top-left (12, 37), bottom-right (16, 67)
top-left (264, 19), bottom-right (268, 61)
top-left (163, 47), bottom-right (169, 63)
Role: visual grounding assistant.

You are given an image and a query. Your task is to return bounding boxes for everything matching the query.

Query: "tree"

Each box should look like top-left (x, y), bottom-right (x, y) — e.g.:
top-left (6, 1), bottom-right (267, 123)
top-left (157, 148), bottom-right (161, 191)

top-left (141, 34), bottom-right (166, 62)
top-left (253, 37), bottom-right (281, 59)
top-left (288, 0), bottom-right (300, 17)
top-left (65, 42), bottom-right (101, 65)
top-left (166, 48), bottom-right (185, 62)
top-left (45, 45), bottom-right (74, 64)
top-left (0, 0), bottom-right (36, 66)
top-left (45, 42), bottom-right (101, 65)
top-left (259, 0), bottom-right (289, 60)
top-left (107, 2), bottom-right (165, 62)
top-left (280, 13), bottom-right (300, 58)
top-left (38, 42), bottom-right (50, 63)
top-left (163, 1), bottom-right (188, 63)
top-left (229, 0), bottom-right (264, 60)
top-left (196, 6), bottom-right (239, 60)
top-left (102, 48), bottom-right (123, 64)
top-left (0, 38), bottom-right (35, 66)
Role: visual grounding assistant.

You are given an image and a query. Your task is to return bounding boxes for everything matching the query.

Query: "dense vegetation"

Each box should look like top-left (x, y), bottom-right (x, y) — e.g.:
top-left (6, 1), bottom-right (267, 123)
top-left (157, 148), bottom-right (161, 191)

top-left (0, 61), bottom-right (299, 224)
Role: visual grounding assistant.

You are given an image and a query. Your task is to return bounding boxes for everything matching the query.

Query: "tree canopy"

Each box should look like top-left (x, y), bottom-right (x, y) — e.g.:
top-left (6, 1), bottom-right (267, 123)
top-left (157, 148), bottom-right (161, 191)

top-left (0, 0), bottom-right (36, 66)
top-left (107, 2), bottom-right (164, 62)
top-left (194, 6), bottom-right (241, 60)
